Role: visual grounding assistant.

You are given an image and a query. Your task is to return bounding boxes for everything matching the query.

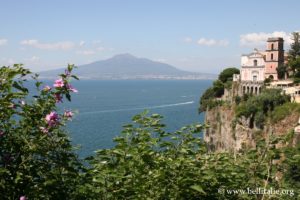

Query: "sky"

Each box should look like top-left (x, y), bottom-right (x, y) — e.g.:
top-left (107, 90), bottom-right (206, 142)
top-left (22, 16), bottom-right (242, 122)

top-left (0, 0), bottom-right (299, 74)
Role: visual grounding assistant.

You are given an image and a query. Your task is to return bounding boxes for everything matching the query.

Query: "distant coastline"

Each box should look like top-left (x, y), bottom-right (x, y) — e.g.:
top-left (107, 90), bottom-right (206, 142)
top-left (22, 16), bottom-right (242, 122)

top-left (38, 54), bottom-right (217, 80)
top-left (38, 74), bottom-right (216, 80)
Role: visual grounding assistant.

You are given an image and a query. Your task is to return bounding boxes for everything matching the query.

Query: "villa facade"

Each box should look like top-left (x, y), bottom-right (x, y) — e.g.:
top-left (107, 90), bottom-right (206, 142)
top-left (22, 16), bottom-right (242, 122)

top-left (235, 37), bottom-right (285, 95)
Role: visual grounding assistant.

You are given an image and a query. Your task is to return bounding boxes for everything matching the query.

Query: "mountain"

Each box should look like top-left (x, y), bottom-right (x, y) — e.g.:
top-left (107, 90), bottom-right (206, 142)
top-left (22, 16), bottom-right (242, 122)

top-left (39, 54), bottom-right (216, 80)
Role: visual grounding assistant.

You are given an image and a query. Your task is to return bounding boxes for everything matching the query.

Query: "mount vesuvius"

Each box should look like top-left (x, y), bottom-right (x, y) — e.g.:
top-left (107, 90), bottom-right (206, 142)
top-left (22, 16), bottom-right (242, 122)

top-left (39, 54), bottom-right (216, 80)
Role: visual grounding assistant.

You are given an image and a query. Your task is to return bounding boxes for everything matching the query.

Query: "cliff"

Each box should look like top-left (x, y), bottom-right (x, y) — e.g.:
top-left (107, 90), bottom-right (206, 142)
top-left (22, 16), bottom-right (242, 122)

top-left (204, 82), bottom-right (300, 152)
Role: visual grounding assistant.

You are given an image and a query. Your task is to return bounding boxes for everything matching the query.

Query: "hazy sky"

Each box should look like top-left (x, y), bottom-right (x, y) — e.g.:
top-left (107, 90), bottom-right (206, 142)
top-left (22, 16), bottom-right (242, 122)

top-left (0, 0), bottom-right (299, 73)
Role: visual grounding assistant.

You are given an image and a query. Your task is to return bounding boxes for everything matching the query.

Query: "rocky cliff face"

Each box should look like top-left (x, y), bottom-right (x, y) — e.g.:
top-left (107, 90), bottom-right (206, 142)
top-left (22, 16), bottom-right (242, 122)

top-left (204, 105), bottom-right (299, 152)
top-left (204, 83), bottom-right (300, 152)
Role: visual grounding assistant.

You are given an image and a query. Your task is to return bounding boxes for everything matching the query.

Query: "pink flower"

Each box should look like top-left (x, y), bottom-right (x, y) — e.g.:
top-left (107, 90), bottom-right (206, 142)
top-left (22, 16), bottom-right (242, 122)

top-left (20, 196), bottom-right (26, 200)
top-left (64, 110), bottom-right (73, 120)
top-left (54, 93), bottom-right (63, 103)
top-left (53, 79), bottom-right (64, 88)
top-left (66, 84), bottom-right (78, 93)
top-left (43, 85), bottom-right (51, 91)
top-left (45, 111), bottom-right (59, 127)
top-left (39, 127), bottom-right (49, 134)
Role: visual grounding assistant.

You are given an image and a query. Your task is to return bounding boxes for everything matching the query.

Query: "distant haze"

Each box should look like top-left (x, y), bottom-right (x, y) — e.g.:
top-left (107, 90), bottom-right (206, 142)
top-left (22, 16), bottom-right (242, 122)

top-left (39, 54), bottom-right (216, 80)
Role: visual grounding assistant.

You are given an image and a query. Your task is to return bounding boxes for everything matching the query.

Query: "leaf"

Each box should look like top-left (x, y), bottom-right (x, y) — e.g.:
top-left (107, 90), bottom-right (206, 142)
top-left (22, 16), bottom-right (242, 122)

top-left (292, 154), bottom-right (300, 160)
top-left (112, 149), bottom-right (124, 156)
top-left (66, 93), bottom-right (71, 101)
top-left (190, 185), bottom-right (206, 194)
top-left (71, 75), bottom-right (79, 80)
top-left (12, 81), bottom-right (28, 93)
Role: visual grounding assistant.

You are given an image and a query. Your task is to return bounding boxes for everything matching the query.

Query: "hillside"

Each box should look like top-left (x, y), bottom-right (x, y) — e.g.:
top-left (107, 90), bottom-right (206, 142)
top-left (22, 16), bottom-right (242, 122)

top-left (39, 54), bottom-right (216, 80)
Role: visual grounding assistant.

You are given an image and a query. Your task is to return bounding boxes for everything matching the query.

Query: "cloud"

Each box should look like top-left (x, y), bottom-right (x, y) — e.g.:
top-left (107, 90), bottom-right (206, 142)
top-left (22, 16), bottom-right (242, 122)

top-left (240, 31), bottom-right (293, 46)
top-left (183, 37), bottom-right (193, 43)
top-left (79, 41), bottom-right (85, 47)
top-left (20, 39), bottom-right (75, 50)
top-left (197, 38), bottom-right (229, 46)
top-left (96, 47), bottom-right (105, 51)
top-left (0, 39), bottom-right (8, 46)
top-left (28, 56), bottom-right (40, 62)
top-left (154, 58), bottom-right (167, 63)
top-left (76, 50), bottom-right (96, 55)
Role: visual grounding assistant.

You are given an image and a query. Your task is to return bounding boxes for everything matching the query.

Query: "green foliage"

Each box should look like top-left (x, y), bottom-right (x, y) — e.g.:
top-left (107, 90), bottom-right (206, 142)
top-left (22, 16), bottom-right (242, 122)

top-left (235, 89), bottom-right (290, 128)
top-left (218, 67), bottom-right (240, 83)
top-left (199, 80), bottom-right (225, 112)
top-left (0, 64), bottom-right (81, 199)
top-left (288, 32), bottom-right (300, 78)
top-left (80, 111), bottom-right (300, 199)
top-left (234, 96), bottom-right (242, 105)
top-left (271, 102), bottom-right (300, 123)
top-left (289, 32), bottom-right (300, 60)
top-left (283, 143), bottom-right (300, 193)
top-left (199, 67), bottom-right (239, 112)
top-left (277, 64), bottom-right (288, 80)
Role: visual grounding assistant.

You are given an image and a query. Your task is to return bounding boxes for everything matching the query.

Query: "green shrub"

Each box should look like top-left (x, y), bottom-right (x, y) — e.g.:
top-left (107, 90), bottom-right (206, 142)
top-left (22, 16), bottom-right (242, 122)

top-left (0, 64), bottom-right (81, 199)
top-left (218, 67), bottom-right (240, 83)
top-left (235, 89), bottom-right (290, 128)
top-left (272, 102), bottom-right (300, 123)
top-left (199, 67), bottom-right (239, 112)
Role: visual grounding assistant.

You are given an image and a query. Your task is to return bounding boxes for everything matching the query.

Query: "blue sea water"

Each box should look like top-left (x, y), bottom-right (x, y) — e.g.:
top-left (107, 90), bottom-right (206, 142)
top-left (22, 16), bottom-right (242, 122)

top-left (59, 80), bottom-right (212, 157)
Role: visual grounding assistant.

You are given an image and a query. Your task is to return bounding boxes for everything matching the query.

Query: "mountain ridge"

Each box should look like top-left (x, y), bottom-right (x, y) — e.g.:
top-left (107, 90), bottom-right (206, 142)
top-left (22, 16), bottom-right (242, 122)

top-left (39, 54), bottom-right (216, 80)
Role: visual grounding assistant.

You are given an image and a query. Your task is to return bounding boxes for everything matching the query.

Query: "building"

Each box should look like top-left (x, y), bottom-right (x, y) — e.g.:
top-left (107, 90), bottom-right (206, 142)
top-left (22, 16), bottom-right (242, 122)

top-left (240, 49), bottom-right (265, 82)
top-left (264, 37), bottom-right (284, 80)
top-left (240, 37), bottom-right (284, 82)
top-left (234, 37), bottom-right (285, 95)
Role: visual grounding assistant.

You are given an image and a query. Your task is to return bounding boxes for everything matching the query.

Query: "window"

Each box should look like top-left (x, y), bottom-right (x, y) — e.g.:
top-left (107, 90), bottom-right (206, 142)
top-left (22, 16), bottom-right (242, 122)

top-left (253, 75), bottom-right (257, 81)
top-left (271, 43), bottom-right (274, 50)
top-left (253, 59), bottom-right (257, 66)
top-left (271, 53), bottom-right (273, 60)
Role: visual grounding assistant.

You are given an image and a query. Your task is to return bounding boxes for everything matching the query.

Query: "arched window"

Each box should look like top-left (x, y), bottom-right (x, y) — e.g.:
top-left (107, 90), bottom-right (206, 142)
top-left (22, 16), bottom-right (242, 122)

top-left (271, 53), bottom-right (273, 60)
top-left (271, 43), bottom-right (274, 50)
top-left (253, 59), bottom-right (257, 66)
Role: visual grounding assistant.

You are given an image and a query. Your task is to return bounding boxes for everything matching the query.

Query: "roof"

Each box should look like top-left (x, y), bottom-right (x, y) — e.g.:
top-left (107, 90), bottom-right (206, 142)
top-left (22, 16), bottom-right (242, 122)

top-left (241, 48), bottom-right (264, 57)
top-left (267, 37), bottom-right (284, 42)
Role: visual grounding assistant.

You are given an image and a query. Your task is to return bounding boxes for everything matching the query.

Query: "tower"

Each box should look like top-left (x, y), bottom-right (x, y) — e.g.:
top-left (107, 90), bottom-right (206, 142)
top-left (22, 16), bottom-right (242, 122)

top-left (264, 37), bottom-right (284, 80)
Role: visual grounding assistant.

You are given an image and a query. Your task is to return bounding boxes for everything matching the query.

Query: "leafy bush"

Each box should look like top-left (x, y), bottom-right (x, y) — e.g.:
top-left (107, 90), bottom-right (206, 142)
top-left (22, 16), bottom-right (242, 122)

top-left (271, 102), bottom-right (300, 123)
top-left (234, 96), bottom-right (242, 105)
top-left (199, 80), bottom-right (224, 112)
top-left (199, 67), bottom-right (239, 112)
top-left (235, 89), bottom-right (290, 128)
top-left (79, 111), bottom-right (300, 199)
top-left (218, 67), bottom-right (240, 83)
top-left (0, 64), bottom-right (81, 199)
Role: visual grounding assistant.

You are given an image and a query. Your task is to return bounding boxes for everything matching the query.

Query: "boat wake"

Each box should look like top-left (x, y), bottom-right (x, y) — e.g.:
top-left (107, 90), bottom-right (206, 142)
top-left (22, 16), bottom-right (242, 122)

top-left (80, 101), bottom-right (195, 115)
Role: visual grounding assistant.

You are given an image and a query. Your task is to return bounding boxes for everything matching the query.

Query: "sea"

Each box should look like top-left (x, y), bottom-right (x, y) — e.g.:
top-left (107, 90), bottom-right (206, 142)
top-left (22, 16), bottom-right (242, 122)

top-left (57, 80), bottom-right (212, 157)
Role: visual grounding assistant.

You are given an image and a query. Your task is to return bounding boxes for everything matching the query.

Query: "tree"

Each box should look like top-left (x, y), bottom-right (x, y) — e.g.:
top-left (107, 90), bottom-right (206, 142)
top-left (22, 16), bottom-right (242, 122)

top-left (289, 32), bottom-right (300, 59)
top-left (277, 64), bottom-right (288, 79)
top-left (218, 67), bottom-right (240, 83)
top-left (288, 32), bottom-right (300, 75)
